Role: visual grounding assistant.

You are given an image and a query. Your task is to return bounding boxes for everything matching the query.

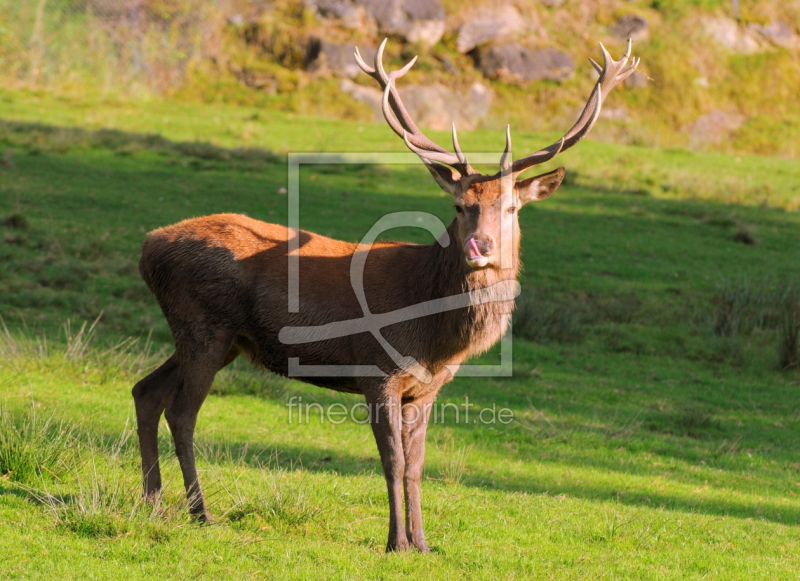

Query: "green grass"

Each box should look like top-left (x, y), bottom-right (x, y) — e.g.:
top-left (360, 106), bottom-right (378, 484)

top-left (1, 91), bottom-right (800, 579)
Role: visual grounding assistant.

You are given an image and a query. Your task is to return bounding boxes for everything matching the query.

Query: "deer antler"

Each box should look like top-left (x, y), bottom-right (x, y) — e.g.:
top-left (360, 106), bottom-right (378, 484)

top-left (502, 40), bottom-right (639, 177)
top-left (355, 39), bottom-right (475, 177)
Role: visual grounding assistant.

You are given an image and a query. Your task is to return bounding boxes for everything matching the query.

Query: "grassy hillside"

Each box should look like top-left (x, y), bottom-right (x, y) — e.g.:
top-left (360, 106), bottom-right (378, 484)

top-left (1, 92), bottom-right (800, 578)
top-left (1, 0), bottom-right (800, 157)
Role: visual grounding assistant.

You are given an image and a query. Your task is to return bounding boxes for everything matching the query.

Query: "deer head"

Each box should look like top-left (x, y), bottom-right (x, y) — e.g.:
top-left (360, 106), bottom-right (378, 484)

top-left (356, 40), bottom-right (639, 270)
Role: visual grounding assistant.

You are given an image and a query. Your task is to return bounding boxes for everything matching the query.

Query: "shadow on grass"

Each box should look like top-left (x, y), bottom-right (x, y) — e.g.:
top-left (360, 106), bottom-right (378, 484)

top-left (0, 118), bottom-right (279, 167)
top-left (144, 432), bottom-right (800, 527)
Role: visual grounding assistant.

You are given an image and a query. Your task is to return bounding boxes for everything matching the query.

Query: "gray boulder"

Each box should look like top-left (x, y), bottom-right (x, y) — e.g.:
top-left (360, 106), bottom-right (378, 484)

top-left (306, 0), bottom-right (446, 46)
top-left (306, 38), bottom-right (376, 78)
top-left (702, 16), bottom-right (764, 54)
top-left (748, 21), bottom-right (799, 49)
top-left (456, 4), bottom-right (525, 54)
top-left (303, 0), bottom-right (373, 31)
top-left (362, 0), bottom-right (446, 46)
top-left (609, 15), bottom-right (649, 42)
top-left (476, 44), bottom-right (574, 84)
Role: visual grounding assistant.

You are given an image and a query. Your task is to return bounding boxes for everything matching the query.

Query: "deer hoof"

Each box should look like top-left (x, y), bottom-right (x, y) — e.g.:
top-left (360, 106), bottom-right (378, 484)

top-left (407, 532), bottom-right (430, 553)
top-left (191, 510), bottom-right (214, 525)
top-left (385, 539), bottom-right (410, 552)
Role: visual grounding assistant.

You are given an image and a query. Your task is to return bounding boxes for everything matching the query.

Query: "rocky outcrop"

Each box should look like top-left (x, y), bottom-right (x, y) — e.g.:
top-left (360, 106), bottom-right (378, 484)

top-left (364, 0), bottom-right (446, 46)
top-left (303, 0), bottom-right (372, 30)
top-left (340, 80), bottom-right (493, 130)
top-left (702, 16), bottom-right (764, 54)
top-left (476, 44), bottom-right (574, 84)
top-left (455, 4), bottom-right (525, 54)
top-left (305, 0), bottom-right (446, 46)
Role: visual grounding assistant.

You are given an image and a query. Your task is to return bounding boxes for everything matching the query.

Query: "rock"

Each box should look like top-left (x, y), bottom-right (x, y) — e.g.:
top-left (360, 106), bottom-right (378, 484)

top-left (456, 4), bottom-right (525, 54)
top-left (609, 14), bottom-right (649, 42)
top-left (340, 80), bottom-right (493, 130)
top-left (361, 0), bottom-right (446, 46)
top-left (476, 44), bottom-right (574, 84)
top-left (308, 0), bottom-right (446, 46)
top-left (747, 21), bottom-right (799, 49)
top-left (304, 0), bottom-right (373, 31)
top-left (686, 110), bottom-right (745, 147)
top-left (624, 70), bottom-right (648, 89)
top-left (228, 14), bottom-right (245, 27)
top-left (702, 16), bottom-right (764, 54)
top-left (306, 38), bottom-right (376, 78)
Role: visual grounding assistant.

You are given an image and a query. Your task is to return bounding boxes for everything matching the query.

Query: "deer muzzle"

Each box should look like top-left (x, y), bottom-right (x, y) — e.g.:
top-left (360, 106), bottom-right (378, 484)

top-left (465, 236), bottom-right (494, 268)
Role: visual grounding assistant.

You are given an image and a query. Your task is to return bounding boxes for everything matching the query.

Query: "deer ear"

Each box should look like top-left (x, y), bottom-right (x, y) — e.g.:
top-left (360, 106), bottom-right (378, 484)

top-left (423, 161), bottom-right (460, 196)
top-left (515, 167), bottom-right (565, 205)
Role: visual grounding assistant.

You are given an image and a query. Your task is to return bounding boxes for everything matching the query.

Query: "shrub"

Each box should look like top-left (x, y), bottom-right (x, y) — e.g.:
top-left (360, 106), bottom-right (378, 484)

top-left (514, 290), bottom-right (589, 344)
top-left (513, 290), bottom-right (640, 344)
top-left (777, 281), bottom-right (800, 370)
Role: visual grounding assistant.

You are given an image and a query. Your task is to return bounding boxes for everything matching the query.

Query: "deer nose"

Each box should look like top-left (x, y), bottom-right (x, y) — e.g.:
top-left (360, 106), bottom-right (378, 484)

top-left (466, 236), bottom-right (495, 259)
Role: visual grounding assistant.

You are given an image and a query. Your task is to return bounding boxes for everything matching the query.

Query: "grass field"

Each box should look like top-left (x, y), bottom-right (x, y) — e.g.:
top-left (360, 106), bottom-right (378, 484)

top-left (1, 90), bottom-right (800, 579)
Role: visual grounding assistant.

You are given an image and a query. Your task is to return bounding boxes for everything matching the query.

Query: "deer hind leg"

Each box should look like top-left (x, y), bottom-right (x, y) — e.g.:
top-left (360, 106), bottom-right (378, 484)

top-left (164, 330), bottom-right (236, 522)
top-left (132, 353), bottom-right (181, 501)
top-left (363, 386), bottom-right (407, 552)
top-left (401, 392), bottom-right (435, 553)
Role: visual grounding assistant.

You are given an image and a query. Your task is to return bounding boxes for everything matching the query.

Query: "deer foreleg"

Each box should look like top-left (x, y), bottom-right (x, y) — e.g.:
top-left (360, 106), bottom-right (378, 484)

top-left (401, 392), bottom-right (435, 553)
top-left (366, 388), bottom-right (407, 552)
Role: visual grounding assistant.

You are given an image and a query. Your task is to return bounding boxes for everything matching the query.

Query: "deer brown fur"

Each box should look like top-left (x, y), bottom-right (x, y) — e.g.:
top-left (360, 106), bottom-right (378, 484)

top-left (132, 40), bottom-right (638, 552)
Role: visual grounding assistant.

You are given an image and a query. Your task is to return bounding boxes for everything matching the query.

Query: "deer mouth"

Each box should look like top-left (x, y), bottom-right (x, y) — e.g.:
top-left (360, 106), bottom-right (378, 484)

top-left (465, 237), bottom-right (490, 268)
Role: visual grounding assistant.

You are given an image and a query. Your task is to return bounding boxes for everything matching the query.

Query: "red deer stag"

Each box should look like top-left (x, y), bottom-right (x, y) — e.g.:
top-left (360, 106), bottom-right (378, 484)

top-left (133, 39), bottom-right (638, 552)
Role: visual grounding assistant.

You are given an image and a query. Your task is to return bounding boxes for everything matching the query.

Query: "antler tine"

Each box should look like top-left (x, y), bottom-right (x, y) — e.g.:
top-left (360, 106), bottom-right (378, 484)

top-left (500, 125), bottom-right (512, 175)
top-left (372, 38), bottom-right (390, 84)
top-left (451, 124), bottom-right (469, 167)
top-left (379, 77), bottom-right (424, 149)
top-left (354, 46), bottom-right (376, 76)
top-left (598, 41), bottom-right (613, 70)
top-left (618, 56), bottom-right (640, 81)
top-left (358, 39), bottom-right (474, 176)
top-left (506, 41), bottom-right (637, 177)
top-left (403, 130), bottom-right (464, 166)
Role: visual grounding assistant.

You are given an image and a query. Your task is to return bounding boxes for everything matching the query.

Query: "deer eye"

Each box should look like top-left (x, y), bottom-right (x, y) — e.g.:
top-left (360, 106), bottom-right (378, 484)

top-left (454, 205), bottom-right (464, 214)
top-left (507, 206), bottom-right (517, 214)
